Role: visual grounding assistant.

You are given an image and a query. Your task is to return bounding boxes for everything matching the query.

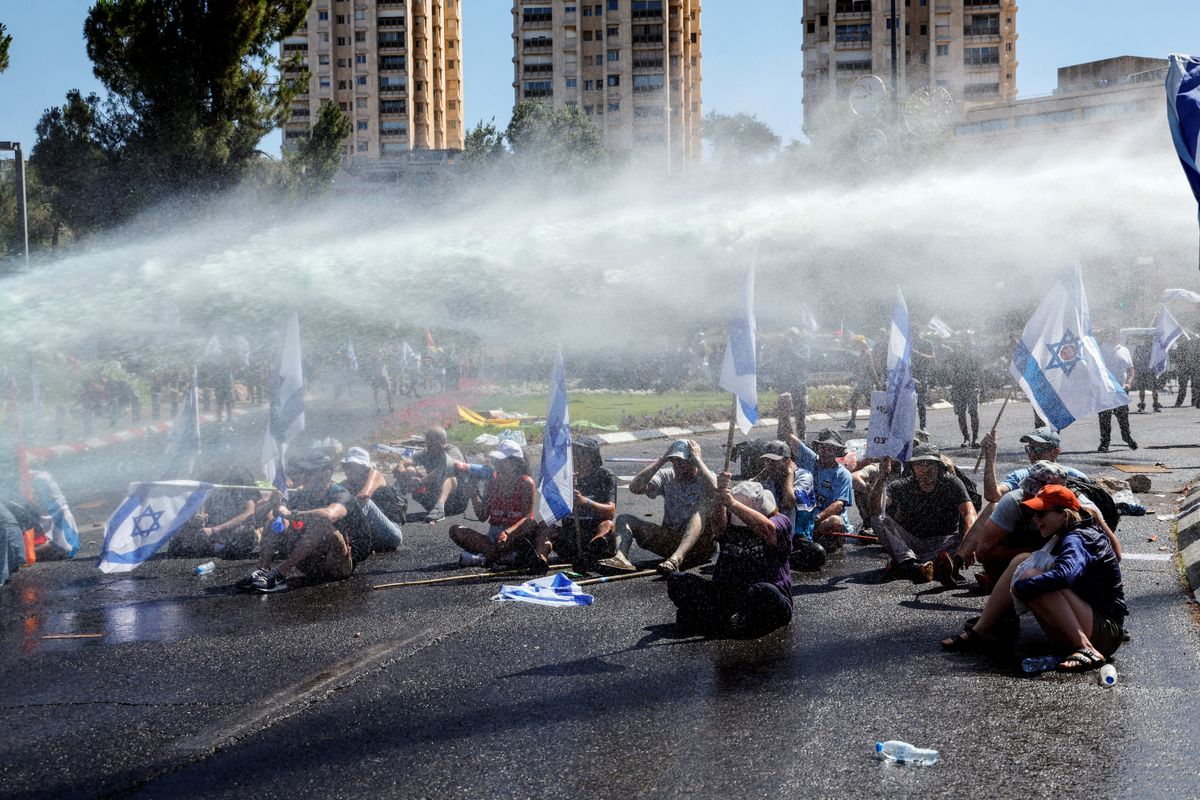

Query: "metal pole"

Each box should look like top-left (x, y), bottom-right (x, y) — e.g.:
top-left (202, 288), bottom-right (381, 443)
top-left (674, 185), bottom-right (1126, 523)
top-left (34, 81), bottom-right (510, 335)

top-left (889, 0), bottom-right (899, 122)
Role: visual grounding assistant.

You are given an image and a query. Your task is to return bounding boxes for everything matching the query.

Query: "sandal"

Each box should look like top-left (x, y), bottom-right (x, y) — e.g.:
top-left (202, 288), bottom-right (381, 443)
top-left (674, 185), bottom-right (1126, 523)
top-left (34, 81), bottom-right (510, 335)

top-left (656, 558), bottom-right (680, 576)
top-left (940, 626), bottom-right (996, 652)
top-left (1056, 648), bottom-right (1106, 673)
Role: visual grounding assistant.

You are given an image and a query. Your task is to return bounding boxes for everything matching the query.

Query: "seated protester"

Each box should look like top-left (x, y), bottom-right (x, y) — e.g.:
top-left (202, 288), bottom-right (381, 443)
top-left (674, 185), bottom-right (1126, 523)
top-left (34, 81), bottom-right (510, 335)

top-left (339, 447), bottom-right (405, 553)
top-left (957, 461), bottom-right (1119, 593)
top-left (170, 466), bottom-right (265, 560)
top-left (667, 475), bottom-right (793, 638)
top-left (615, 438), bottom-right (718, 576)
top-left (941, 484), bottom-right (1126, 673)
top-left (449, 441), bottom-right (539, 567)
top-left (851, 431), bottom-right (934, 532)
top-left (393, 426), bottom-right (469, 523)
top-left (782, 426), bottom-right (855, 550)
top-left (981, 426), bottom-right (1088, 504)
top-left (537, 436), bottom-right (620, 568)
top-left (0, 501), bottom-right (28, 586)
top-left (754, 440), bottom-right (798, 520)
top-left (866, 444), bottom-right (977, 585)
top-left (243, 451), bottom-right (372, 593)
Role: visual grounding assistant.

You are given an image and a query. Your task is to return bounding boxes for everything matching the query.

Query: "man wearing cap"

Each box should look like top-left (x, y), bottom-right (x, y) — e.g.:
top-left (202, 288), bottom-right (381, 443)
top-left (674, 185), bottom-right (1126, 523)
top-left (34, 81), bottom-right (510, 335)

top-left (616, 438), bottom-right (718, 575)
top-left (394, 426), bottom-right (470, 523)
top-left (537, 436), bottom-right (621, 568)
top-left (667, 474), bottom-right (794, 637)
top-left (339, 447), bottom-right (405, 552)
top-left (865, 443), bottom-right (977, 584)
top-left (1097, 330), bottom-right (1138, 453)
top-left (244, 451), bottom-right (372, 593)
top-left (979, 426), bottom-right (1091, 504)
top-left (779, 425), bottom-right (855, 547)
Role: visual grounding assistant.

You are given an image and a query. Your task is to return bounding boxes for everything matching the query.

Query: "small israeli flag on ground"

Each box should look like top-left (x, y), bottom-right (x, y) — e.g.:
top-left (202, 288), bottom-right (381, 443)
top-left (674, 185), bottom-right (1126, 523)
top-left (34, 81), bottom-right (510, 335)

top-left (1167, 55), bottom-right (1200, 228)
top-left (1009, 265), bottom-right (1128, 430)
top-left (537, 350), bottom-right (573, 525)
top-left (1151, 304), bottom-right (1184, 377)
top-left (98, 482), bottom-right (214, 573)
top-left (719, 263), bottom-right (758, 434)
top-left (492, 572), bottom-right (594, 607)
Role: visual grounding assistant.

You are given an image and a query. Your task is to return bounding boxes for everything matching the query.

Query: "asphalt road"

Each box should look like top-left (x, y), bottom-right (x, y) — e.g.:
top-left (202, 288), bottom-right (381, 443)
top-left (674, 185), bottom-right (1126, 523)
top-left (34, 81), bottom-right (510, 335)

top-left (3, 392), bottom-right (1200, 799)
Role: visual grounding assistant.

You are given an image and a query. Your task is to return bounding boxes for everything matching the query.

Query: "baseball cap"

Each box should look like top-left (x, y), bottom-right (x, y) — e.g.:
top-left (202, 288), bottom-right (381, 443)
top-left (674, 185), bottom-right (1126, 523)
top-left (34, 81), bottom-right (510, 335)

top-left (1020, 427), bottom-right (1062, 448)
top-left (1021, 484), bottom-right (1081, 513)
top-left (664, 439), bottom-right (693, 461)
top-left (289, 451), bottom-right (334, 473)
top-left (340, 447), bottom-right (373, 469)
top-left (908, 443), bottom-right (943, 464)
top-left (759, 440), bottom-right (791, 461)
top-left (731, 480), bottom-right (778, 517)
top-left (811, 429), bottom-right (846, 453)
top-left (488, 440), bottom-right (525, 461)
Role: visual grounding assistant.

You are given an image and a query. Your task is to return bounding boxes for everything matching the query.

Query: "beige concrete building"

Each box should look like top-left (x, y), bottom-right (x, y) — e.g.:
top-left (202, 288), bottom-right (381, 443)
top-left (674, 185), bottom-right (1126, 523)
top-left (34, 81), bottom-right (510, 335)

top-left (801, 0), bottom-right (1018, 136)
top-left (512, 0), bottom-right (703, 169)
top-left (281, 0), bottom-right (464, 162)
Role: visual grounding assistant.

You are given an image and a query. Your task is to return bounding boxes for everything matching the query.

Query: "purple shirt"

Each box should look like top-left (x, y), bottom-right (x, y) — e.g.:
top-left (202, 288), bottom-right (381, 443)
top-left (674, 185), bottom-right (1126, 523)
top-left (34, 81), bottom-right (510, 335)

top-left (714, 512), bottom-right (794, 608)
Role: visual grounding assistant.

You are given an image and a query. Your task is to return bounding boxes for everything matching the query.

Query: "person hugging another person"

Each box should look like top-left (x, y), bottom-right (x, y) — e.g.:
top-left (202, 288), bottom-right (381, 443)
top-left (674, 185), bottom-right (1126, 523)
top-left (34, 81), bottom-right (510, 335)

top-left (667, 474), bottom-right (794, 638)
top-left (449, 441), bottom-right (541, 569)
top-left (941, 484), bottom-right (1126, 673)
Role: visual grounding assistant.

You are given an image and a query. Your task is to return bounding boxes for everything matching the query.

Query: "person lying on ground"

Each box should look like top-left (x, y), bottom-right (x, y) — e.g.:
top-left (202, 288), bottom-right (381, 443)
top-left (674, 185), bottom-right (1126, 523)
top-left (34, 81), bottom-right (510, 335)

top-left (941, 484), bottom-right (1126, 673)
top-left (667, 475), bottom-right (793, 638)
top-left (339, 447), bottom-right (405, 552)
top-left (614, 438), bottom-right (718, 576)
top-left (536, 436), bottom-right (621, 569)
top-left (392, 426), bottom-right (469, 523)
top-left (241, 451), bottom-right (373, 593)
top-left (170, 466), bottom-right (266, 560)
top-left (980, 426), bottom-right (1088, 504)
top-left (776, 413), bottom-right (855, 551)
top-left (449, 441), bottom-right (539, 568)
top-left (865, 444), bottom-right (977, 586)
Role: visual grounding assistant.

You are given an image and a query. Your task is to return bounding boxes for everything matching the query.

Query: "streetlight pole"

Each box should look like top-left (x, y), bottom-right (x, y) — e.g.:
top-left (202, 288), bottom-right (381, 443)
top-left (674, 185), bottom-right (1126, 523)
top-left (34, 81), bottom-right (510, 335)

top-left (889, 0), bottom-right (899, 123)
top-left (0, 141), bottom-right (29, 270)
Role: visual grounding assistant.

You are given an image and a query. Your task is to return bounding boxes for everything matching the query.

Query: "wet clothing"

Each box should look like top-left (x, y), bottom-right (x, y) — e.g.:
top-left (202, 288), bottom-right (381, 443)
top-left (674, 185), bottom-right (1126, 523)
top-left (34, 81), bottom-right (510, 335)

top-left (645, 467), bottom-right (710, 530)
top-left (290, 482), bottom-right (372, 567)
top-left (790, 441), bottom-right (853, 529)
top-left (485, 475), bottom-right (535, 528)
top-left (886, 472), bottom-right (970, 541)
top-left (412, 445), bottom-right (469, 515)
top-left (560, 467), bottom-right (617, 536)
top-left (713, 514), bottom-right (794, 603)
top-left (1012, 524), bottom-right (1127, 623)
top-left (1001, 466), bottom-right (1088, 493)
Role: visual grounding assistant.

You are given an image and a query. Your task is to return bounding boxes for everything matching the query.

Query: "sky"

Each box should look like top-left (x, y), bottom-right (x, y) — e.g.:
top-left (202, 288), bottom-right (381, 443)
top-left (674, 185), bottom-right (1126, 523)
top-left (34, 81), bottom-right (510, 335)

top-left (1, 1), bottom-right (1200, 156)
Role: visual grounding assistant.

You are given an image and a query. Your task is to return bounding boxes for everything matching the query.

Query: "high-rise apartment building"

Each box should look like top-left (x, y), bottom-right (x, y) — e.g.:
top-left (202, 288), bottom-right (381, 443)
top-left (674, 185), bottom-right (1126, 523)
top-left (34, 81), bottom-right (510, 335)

top-left (512, 0), bottom-right (702, 169)
top-left (801, 0), bottom-right (1018, 137)
top-left (281, 0), bottom-right (464, 162)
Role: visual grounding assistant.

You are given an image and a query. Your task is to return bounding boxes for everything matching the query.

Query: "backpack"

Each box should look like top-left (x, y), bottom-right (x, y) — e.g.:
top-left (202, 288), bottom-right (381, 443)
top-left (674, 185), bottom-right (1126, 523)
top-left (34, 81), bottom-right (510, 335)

top-left (951, 466), bottom-right (984, 512)
top-left (1064, 476), bottom-right (1120, 532)
top-left (730, 439), bottom-right (772, 480)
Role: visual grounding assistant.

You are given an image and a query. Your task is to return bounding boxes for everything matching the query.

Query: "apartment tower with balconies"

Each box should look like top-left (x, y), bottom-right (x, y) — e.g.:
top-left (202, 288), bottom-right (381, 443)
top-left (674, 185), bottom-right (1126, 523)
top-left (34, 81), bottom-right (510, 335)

top-left (801, 0), bottom-right (1017, 137)
top-left (281, 0), bottom-right (464, 162)
top-left (513, 0), bottom-right (702, 170)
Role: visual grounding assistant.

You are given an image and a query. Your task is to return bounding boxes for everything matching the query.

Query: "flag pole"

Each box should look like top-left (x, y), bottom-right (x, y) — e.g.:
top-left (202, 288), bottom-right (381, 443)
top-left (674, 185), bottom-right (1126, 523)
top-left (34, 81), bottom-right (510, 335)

top-left (973, 392), bottom-right (1012, 474)
top-left (721, 395), bottom-right (738, 473)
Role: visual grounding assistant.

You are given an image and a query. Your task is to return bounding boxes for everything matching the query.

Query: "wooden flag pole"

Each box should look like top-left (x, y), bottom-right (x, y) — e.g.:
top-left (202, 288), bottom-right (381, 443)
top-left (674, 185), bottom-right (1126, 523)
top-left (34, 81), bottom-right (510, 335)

top-left (722, 395), bottom-right (739, 473)
top-left (372, 564), bottom-right (570, 590)
top-left (973, 392), bottom-right (1012, 474)
top-left (574, 569), bottom-right (659, 586)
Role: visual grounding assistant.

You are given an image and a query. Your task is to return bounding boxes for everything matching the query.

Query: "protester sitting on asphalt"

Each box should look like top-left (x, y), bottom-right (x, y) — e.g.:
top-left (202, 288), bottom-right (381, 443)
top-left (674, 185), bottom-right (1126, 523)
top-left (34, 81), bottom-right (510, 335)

top-left (850, 430), bottom-right (934, 530)
top-left (242, 451), bottom-right (373, 593)
top-left (449, 440), bottom-right (539, 568)
top-left (753, 440), bottom-right (797, 518)
top-left (957, 461), bottom-right (1119, 595)
top-left (941, 483), bottom-right (1126, 673)
top-left (776, 419), bottom-right (855, 550)
top-left (536, 436), bottom-right (621, 568)
top-left (749, 439), bottom-right (827, 570)
top-left (666, 475), bottom-right (794, 638)
top-left (392, 426), bottom-right (469, 523)
top-left (170, 466), bottom-right (266, 560)
top-left (865, 444), bottom-right (977, 585)
top-left (615, 438), bottom-right (718, 576)
top-left (338, 447), bottom-right (405, 553)
top-left (0, 501), bottom-right (27, 586)
top-left (980, 426), bottom-right (1088, 504)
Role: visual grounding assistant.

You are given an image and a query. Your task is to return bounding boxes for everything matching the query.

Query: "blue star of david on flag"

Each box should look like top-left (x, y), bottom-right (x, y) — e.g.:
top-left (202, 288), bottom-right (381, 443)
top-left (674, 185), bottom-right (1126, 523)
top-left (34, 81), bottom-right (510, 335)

top-left (1044, 329), bottom-right (1083, 376)
top-left (130, 506), bottom-right (164, 538)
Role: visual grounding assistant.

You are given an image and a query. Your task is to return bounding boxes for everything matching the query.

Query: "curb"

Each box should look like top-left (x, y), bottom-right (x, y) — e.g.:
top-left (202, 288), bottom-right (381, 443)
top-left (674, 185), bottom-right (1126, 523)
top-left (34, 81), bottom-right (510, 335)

top-left (1175, 486), bottom-right (1200, 602)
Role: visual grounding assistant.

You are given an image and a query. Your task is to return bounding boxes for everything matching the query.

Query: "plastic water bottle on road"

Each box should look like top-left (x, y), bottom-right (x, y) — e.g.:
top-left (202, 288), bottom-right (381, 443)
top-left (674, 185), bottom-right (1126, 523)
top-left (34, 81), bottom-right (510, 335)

top-left (875, 740), bottom-right (939, 765)
top-left (1022, 655), bottom-right (1060, 674)
top-left (194, 561), bottom-right (215, 576)
top-left (1098, 664), bottom-right (1118, 686)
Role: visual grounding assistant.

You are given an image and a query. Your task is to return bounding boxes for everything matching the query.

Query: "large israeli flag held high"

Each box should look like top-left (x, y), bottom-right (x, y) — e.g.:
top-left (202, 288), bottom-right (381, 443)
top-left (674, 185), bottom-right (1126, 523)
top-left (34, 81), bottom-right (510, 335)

top-left (537, 349), bottom-right (573, 525)
top-left (1010, 265), bottom-right (1128, 430)
top-left (719, 263), bottom-right (759, 435)
top-left (1167, 54), bottom-right (1200, 236)
top-left (98, 482), bottom-right (214, 573)
top-left (1151, 304), bottom-right (1184, 377)
top-left (866, 289), bottom-right (917, 461)
top-left (262, 312), bottom-right (305, 494)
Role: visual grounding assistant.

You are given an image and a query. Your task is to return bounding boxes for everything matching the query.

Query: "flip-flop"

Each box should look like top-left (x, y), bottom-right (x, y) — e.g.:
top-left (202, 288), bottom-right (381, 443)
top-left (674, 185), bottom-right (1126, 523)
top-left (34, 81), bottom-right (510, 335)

top-left (655, 558), bottom-right (680, 576)
top-left (1056, 648), bottom-right (1106, 673)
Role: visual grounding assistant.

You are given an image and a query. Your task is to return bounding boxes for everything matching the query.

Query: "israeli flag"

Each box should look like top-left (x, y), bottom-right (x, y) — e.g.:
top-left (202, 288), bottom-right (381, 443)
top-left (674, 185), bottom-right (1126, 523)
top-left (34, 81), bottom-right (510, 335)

top-left (866, 290), bottom-right (917, 461)
top-left (719, 263), bottom-right (759, 434)
top-left (1151, 304), bottom-right (1184, 377)
top-left (1010, 265), bottom-right (1129, 430)
top-left (927, 316), bottom-right (954, 339)
top-left (537, 350), bottom-right (573, 525)
top-left (345, 338), bottom-right (359, 372)
top-left (492, 572), bottom-right (594, 607)
top-left (262, 312), bottom-right (305, 495)
top-left (31, 470), bottom-right (79, 557)
top-left (401, 341), bottom-right (418, 367)
top-left (163, 366), bottom-right (200, 479)
top-left (797, 302), bottom-right (819, 334)
top-left (98, 482), bottom-right (214, 573)
top-left (1167, 55), bottom-right (1200, 229)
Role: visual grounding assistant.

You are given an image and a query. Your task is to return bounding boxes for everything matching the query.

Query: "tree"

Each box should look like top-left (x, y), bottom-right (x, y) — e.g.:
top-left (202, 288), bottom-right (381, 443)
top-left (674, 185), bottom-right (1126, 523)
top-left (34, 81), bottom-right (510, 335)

top-left (290, 101), bottom-right (351, 191)
top-left (82, 0), bottom-right (309, 200)
top-left (30, 91), bottom-right (119, 236)
top-left (460, 119), bottom-right (507, 171)
top-left (0, 23), bottom-right (11, 73)
top-left (505, 102), bottom-right (603, 173)
top-left (702, 111), bottom-right (781, 164)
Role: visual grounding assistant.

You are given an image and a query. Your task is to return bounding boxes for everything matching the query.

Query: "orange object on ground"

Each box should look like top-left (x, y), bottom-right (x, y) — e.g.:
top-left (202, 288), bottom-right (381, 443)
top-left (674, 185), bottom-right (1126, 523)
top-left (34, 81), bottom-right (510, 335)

top-left (22, 529), bottom-right (36, 565)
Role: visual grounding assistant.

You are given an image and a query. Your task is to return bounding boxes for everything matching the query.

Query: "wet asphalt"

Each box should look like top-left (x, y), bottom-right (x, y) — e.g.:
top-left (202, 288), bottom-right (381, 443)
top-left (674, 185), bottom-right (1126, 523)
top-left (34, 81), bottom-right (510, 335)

top-left (3, 391), bottom-right (1200, 799)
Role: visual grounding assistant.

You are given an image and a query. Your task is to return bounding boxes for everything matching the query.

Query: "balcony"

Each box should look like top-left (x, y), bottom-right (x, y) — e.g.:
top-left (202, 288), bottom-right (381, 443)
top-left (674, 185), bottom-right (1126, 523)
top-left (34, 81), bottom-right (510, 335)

top-left (523, 63), bottom-right (554, 74)
top-left (834, 37), bottom-right (871, 50)
top-left (934, 25), bottom-right (951, 41)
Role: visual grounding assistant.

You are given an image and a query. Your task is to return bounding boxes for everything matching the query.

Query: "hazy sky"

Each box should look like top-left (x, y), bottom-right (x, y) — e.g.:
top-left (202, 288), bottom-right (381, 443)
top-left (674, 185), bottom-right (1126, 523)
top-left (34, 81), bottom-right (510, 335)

top-left (1, 1), bottom-right (1199, 155)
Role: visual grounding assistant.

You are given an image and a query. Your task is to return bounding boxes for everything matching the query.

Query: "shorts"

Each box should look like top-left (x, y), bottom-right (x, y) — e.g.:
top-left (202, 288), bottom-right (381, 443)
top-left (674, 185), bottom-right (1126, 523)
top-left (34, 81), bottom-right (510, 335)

top-left (550, 522), bottom-right (615, 561)
top-left (1091, 612), bottom-right (1125, 658)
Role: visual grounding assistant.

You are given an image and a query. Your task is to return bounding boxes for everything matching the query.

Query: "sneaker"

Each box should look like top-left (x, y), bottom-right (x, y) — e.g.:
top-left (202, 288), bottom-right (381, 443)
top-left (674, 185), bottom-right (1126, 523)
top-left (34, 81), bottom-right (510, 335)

top-left (235, 568), bottom-right (268, 592)
top-left (458, 552), bottom-right (486, 567)
top-left (1125, 439), bottom-right (1138, 450)
top-left (959, 440), bottom-right (970, 449)
top-left (970, 440), bottom-right (980, 449)
top-left (1097, 444), bottom-right (1110, 453)
top-left (727, 613), bottom-right (750, 637)
top-left (1137, 402), bottom-right (1145, 413)
top-left (906, 560), bottom-right (934, 584)
top-left (1154, 403), bottom-right (1163, 412)
top-left (424, 505), bottom-right (445, 523)
top-left (253, 568), bottom-right (289, 593)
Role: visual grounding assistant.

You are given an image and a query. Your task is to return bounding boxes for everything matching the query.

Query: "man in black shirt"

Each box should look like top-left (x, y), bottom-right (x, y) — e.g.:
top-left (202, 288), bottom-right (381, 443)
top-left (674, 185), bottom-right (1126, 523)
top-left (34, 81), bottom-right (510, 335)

top-left (866, 444), bottom-right (977, 584)
top-left (537, 436), bottom-right (621, 568)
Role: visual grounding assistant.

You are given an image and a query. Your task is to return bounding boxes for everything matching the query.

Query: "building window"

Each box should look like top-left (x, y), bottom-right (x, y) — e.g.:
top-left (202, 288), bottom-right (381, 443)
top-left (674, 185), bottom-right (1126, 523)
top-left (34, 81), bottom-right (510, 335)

top-left (820, 14), bottom-right (828, 26)
top-left (320, 32), bottom-right (330, 42)
top-left (919, 51), bottom-right (927, 64)
top-left (634, 105), bottom-right (664, 118)
top-left (920, 24), bottom-right (927, 35)
top-left (337, 58), bottom-right (347, 67)
top-left (355, 9), bottom-right (365, 20)
top-left (566, 5), bottom-right (577, 14)
top-left (631, 0), bottom-right (661, 18)
top-left (608, 25), bottom-right (618, 38)
top-left (595, 54), bottom-right (604, 65)
top-left (319, 54), bottom-right (330, 65)
top-left (1006, 42), bottom-right (1012, 52)
top-left (566, 77), bottom-right (578, 88)
top-left (594, 5), bottom-right (602, 15)
top-left (633, 73), bottom-right (663, 93)
top-left (357, 141), bottom-right (369, 152)
top-left (963, 46), bottom-right (999, 66)
top-left (355, 30), bottom-right (366, 42)
top-left (357, 119), bottom-right (368, 130)
top-left (380, 98), bottom-right (406, 114)
top-left (523, 6), bottom-right (553, 23)
top-left (584, 30), bottom-right (593, 41)
top-left (336, 14), bottom-right (346, 24)
top-left (964, 13), bottom-right (1000, 37)
top-left (583, 5), bottom-right (591, 15)
top-left (835, 24), bottom-right (871, 44)
top-left (607, 74), bottom-right (620, 86)
top-left (608, 49), bottom-right (619, 61)
top-left (319, 77), bottom-right (332, 88)
top-left (318, 10), bottom-right (329, 21)
top-left (834, 59), bottom-right (872, 73)
top-left (356, 53), bottom-right (367, 64)
top-left (380, 55), bottom-right (406, 70)
top-left (936, 44), bottom-right (949, 56)
top-left (381, 120), bottom-right (409, 136)
top-left (835, 1), bottom-right (870, 13)
top-left (523, 80), bottom-right (553, 98)
top-left (806, 21), bottom-right (815, 34)
top-left (608, 0), bottom-right (618, 10)
top-left (338, 79), bottom-right (348, 89)
top-left (963, 83), bottom-right (1000, 98)
top-left (357, 75), bottom-right (367, 86)
top-left (608, 101), bottom-right (620, 112)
